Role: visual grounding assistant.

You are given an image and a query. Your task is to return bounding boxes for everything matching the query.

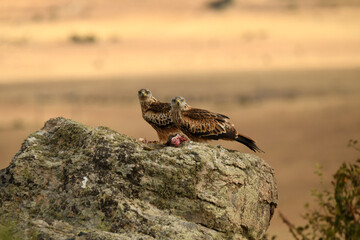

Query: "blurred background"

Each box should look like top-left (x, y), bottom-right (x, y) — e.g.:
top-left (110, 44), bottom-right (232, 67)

top-left (1, 0), bottom-right (360, 238)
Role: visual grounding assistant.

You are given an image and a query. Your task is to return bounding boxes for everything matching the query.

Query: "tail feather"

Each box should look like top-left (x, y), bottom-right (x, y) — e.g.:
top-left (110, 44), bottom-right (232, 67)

top-left (235, 134), bottom-right (264, 153)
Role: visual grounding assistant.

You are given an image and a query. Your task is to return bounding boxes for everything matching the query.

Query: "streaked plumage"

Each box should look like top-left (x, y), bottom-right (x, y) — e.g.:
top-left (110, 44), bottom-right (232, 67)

top-left (138, 89), bottom-right (182, 144)
top-left (170, 96), bottom-right (263, 152)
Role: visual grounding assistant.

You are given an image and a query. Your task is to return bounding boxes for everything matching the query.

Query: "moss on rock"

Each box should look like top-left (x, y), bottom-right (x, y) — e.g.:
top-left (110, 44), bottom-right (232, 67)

top-left (0, 117), bottom-right (278, 240)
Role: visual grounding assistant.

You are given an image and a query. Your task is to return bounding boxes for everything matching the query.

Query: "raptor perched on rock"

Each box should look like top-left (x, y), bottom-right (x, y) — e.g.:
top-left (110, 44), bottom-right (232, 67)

top-left (170, 96), bottom-right (264, 153)
top-left (138, 89), bottom-right (182, 144)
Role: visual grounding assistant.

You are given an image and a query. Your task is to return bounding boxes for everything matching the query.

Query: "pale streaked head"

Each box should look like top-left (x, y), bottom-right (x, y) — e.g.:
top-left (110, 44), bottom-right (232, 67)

top-left (137, 89), bottom-right (152, 101)
top-left (171, 96), bottom-right (187, 110)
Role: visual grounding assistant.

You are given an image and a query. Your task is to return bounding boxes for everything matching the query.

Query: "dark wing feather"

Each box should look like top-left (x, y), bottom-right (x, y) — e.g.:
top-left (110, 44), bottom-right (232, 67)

top-left (183, 108), bottom-right (229, 120)
top-left (144, 102), bottom-right (173, 127)
top-left (181, 108), bottom-right (229, 137)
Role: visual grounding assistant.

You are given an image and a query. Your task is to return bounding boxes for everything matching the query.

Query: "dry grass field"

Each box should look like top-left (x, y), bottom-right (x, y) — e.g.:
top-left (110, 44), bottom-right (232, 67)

top-left (1, 0), bottom-right (360, 239)
top-left (1, 1), bottom-right (360, 81)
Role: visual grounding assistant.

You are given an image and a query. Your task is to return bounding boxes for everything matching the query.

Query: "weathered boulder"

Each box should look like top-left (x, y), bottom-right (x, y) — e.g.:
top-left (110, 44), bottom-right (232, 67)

top-left (0, 117), bottom-right (278, 240)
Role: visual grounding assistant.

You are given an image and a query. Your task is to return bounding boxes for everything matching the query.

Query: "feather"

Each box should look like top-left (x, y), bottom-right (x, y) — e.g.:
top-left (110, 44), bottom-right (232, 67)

top-left (138, 90), bottom-right (182, 144)
top-left (170, 96), bottom-right (264, 152)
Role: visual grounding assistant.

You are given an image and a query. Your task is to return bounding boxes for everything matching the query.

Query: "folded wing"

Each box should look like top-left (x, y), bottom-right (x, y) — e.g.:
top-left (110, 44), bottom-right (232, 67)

top-left (181, 108), bottom-right (234, 139)
top-left (144, 103), bottom-right (173, 127)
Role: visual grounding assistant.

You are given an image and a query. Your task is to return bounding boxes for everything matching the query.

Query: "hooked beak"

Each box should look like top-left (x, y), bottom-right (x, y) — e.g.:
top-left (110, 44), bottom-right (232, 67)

top-left (139, 90), bottom-right (146, 97)
top-left (176, 99), bottom-right (181, 106)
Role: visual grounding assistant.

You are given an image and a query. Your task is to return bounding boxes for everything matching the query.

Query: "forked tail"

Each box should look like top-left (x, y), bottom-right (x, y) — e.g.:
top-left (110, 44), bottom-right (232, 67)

top-left (235, 134), bottom-right (264, 153)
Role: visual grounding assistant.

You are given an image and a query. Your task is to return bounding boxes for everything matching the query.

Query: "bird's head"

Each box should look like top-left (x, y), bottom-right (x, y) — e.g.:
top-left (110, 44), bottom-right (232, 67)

top-left (171, 96), bottom-right (187, 110)
top-left (137, 89), bottom-right (153, 101)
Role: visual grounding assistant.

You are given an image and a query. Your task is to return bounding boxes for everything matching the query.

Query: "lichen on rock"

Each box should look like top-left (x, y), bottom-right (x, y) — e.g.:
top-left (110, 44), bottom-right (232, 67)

top-left (0, 117), bottom-right (278, 240)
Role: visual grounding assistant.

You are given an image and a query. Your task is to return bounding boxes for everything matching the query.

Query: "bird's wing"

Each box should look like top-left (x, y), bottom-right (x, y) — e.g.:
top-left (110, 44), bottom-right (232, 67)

top-left (144, 102), bottom-right (173, 127)
top-left (181, 108), bottom-right (230, 137)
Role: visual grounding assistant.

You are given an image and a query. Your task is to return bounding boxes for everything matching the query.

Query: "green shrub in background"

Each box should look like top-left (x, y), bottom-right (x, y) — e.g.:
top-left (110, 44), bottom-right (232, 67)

top-left (280, 139), bottom-right (360, 240)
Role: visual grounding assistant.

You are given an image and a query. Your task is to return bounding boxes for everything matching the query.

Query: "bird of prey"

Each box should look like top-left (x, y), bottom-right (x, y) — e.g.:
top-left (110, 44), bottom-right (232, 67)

top-left (138, 89), bottom-right (182, 144)
top-left (170, 96), bottom-right (264, 153)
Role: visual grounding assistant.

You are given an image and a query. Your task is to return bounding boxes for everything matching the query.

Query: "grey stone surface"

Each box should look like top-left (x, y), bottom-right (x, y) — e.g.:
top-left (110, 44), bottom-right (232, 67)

top-left (0, 117), bottom-right (278, 240)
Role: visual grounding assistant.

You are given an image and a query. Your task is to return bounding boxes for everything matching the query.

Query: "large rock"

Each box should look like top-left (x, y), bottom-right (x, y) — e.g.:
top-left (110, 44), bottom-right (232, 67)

top-left (0, 117), bottom-right (278, 240)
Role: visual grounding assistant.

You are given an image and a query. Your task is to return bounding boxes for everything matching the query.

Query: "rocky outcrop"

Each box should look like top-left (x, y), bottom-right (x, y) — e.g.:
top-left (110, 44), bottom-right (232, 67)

top-left (0, 117), bottom-right (278, 240)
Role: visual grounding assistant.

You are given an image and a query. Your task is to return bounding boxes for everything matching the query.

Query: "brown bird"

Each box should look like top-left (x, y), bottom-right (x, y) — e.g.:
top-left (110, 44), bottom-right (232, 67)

top-left (170, 96), bottom-right (263, 152)
top-left (138, 89), bottom-right (182, 144)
